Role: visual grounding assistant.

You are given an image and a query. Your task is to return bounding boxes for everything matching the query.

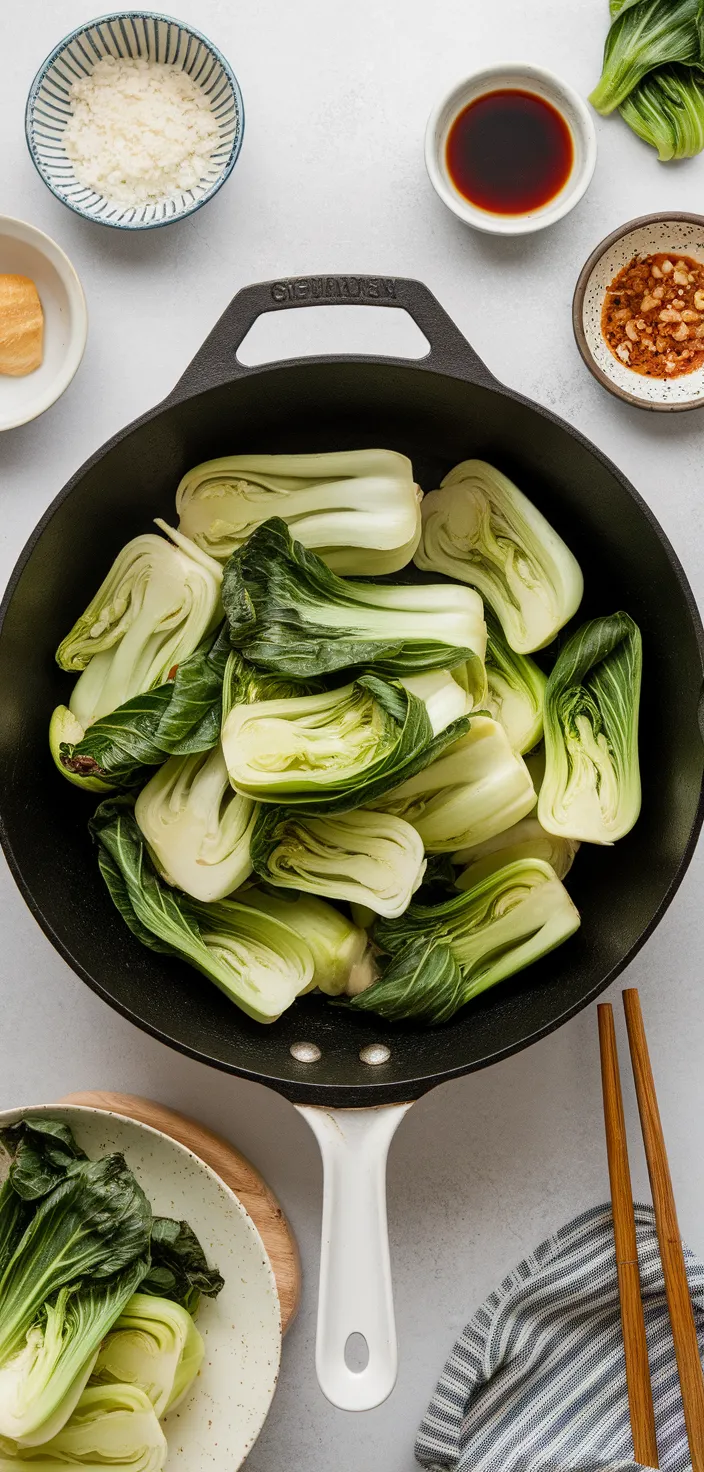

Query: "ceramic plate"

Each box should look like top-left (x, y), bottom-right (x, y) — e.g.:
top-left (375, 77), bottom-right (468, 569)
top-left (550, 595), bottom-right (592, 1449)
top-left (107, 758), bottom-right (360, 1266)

top-left (0, 217), bottom-right (87, 431)
top-left (573, 212), bottom-right (704, 411)
top-left (0, 1103), bottom-right (281, 1469)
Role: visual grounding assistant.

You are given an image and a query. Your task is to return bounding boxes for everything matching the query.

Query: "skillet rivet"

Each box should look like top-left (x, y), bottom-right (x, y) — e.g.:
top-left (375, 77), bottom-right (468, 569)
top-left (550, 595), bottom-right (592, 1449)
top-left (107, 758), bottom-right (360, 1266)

top-left (290, 1040), bottom-right (321, 1063)
top-left (359, 1043), bottom-right (391, 1065)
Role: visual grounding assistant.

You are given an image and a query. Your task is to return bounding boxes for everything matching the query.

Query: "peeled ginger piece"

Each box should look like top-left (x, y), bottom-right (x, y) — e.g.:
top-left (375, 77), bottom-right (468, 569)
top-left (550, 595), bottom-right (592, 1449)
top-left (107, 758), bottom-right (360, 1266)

top-left (0, 275), bottom-right (44, 376)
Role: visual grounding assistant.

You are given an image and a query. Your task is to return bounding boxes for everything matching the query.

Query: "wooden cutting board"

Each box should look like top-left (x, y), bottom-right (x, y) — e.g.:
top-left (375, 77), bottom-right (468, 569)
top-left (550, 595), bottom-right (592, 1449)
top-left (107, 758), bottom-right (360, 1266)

top-left (59, 1090), bottom-right (300, 1334)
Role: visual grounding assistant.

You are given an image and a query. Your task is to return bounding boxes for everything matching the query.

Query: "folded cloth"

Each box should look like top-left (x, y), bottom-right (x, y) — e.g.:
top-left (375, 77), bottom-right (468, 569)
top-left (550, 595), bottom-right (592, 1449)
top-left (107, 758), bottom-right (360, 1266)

top-left (416, 1202), bottom-right (704, 1472)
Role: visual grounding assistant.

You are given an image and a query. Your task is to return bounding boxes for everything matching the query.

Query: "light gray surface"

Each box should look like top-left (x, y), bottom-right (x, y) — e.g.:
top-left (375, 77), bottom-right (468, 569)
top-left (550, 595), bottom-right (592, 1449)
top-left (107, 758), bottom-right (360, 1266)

top-left (1, 2), bottom-right (704, 1468)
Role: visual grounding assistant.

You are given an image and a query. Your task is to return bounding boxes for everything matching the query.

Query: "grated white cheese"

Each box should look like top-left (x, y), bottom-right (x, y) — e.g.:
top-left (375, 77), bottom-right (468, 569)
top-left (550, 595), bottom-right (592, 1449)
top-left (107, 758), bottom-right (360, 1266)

top-left (63, 55), bottom-right (221, 206)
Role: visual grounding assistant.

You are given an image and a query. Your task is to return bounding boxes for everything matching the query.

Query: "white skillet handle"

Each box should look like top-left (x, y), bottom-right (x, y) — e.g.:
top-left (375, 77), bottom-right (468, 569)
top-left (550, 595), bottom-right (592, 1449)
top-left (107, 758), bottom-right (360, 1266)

top-left (296, 1102), bottom-right (412, 1411)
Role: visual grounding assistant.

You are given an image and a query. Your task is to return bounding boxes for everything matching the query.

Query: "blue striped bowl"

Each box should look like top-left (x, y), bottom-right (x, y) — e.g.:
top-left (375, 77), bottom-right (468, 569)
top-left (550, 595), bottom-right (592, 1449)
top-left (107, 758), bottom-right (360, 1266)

top-left (25, 12), bottom-right (244, 230)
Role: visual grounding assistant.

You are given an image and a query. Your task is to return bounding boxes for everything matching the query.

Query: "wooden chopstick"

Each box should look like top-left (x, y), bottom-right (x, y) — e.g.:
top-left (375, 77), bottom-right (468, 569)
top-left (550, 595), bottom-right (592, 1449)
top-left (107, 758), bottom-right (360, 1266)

top-left (623, 987), bottom-right (704, 1472)
top-left (598, 1002), bottom-right (659, 1468)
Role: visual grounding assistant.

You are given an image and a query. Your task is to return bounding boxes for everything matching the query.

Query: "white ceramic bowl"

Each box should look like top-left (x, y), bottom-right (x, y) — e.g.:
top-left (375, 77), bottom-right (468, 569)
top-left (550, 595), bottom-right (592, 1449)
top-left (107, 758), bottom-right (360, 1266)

top-left (425, 64), bottom-right (597, 236)
top-left (0, 217), bottom-right (87, 432)
top-left (0, 1103), bottom-right (281, 1469)
top-left (25, 12), bottom-right (244, 230)
top-left (573, 212), bottom-right (704, 411)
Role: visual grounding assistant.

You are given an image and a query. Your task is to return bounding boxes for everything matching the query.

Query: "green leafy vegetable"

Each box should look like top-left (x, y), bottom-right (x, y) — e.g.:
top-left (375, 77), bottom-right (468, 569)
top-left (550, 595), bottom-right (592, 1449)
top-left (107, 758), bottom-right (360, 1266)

top-left (374, 715), bottom-right (536, 853)
top-left (135, 746), bottom-right (256, 902)
top-left (250, 805), bottom-right (426, 918)
top-left (0, 1384), bottom-right (167, 1468)
top-left (91, 800), bottom-right (315, 1022)
top-left (222, 670), bottom-right (471, 814)
top-left (484, 609), bottom-right (546, 753)
top-left (348, 858), bottom-right (580, 1022)
top-left (538, 612), bottom-right (642, 844)
top-left (222, 650), bottom-right (318, 720)
top-left (0, 1124), bottom-right (87, 1284)
top-left (91, 1293), bottom-right (203, 1418)
top-left (414, 460), bottom-right (583, 654)
top-left (235, 887), bottom-right (377, 995)
top-left (54, 626), bottom-right (231, 790)
top-left (139, 1219), bottom-right (224, 1314)
top-left (589, 0), bottom-right (703, 115)
top-left (56, 524), bottom-right (222, 732)
top-left (222, 519), bottom-right (487, 683)
top-left (0, 1154), bottom-right (151, 1444)
top-left (453, 814), bottom-right (579, 883)
top-left (619, 63), bottom-right (704, 157)
top-left (176, 448), bottom-right (423, 575)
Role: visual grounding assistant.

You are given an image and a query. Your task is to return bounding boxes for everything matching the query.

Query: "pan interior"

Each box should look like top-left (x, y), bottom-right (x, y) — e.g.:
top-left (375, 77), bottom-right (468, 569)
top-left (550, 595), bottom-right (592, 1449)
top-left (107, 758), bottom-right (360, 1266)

top-left (0, 358), bottom-right (701, 1104)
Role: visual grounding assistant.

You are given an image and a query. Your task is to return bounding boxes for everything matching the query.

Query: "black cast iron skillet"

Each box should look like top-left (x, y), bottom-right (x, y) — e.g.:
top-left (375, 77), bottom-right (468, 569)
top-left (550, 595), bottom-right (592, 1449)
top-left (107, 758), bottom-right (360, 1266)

top-left (1, 276), bottom-right (702, 1408)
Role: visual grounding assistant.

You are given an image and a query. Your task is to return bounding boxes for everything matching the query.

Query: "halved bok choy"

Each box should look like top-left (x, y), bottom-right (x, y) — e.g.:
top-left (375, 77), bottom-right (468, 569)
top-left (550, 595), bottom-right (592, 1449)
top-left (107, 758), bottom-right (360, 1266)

top-left (414, 460), bottom-right (583, 653)
top-left (222, 519), bottom-right (487, 685)
top-left (176, 449), bottom-right (423, 574)
top-left (91, 799), bottom-right (314, 1022)
top-left (453, 815), bottom-right (579, 884)
top-left (250, 805), bottom-right (426, 918)
top-left (91, 1294), bottom-right (203, 1418)
top-left (374, 715), bottom-right (536, 852)
top-left (135, 745), bottom-right (256, 902)
top-left (346, 858), bottom-right (580, 1023)
top-left (222, 670), bottom-right (471, 813)
top-left (55, 524), bottom-right (222, 735)
top-left (0, 1384), bottom-right (166, 1469)
top-left (484, 609), bottom-right (547, 752)
top-left (235, 887), bottom-right (377, 995)
top-left (539, 612), bottom-right (642, 844)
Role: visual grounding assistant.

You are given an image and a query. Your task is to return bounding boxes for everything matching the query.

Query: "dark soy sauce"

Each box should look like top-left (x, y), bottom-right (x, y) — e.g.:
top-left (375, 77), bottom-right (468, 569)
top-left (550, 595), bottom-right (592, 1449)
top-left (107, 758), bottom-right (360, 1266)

top-left (446, 90), bottom-right (574, 215)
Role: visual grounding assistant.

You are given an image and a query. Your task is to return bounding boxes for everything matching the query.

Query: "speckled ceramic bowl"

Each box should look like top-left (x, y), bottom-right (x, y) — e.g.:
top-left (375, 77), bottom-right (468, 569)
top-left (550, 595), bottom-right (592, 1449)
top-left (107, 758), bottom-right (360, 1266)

top-left (25, 12), bottom-right (244, 230)
top-left (573, 212), bottom-right (704, 411)
top-left (0, 1103), bottom-right (281, 1468)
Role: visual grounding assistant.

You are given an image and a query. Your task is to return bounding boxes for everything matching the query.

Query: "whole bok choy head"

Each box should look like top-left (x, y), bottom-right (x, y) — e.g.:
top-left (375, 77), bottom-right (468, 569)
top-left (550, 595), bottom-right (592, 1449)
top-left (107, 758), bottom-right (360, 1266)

top-left (222, 519), bottom-right (487, 687)
top-left (0, 1152), bottom-right (151, 1444)
top-left (251, 806), bottom-right (426, 918)
top-left (176, 448), bottom-right (423, 575)
top-left (135, 746), bottom-right (257, 903)
top-left (0, 1384), bottom-right (167, 1470)
top-left (374, 715), bottom-right (536, 853)
top-left (414, 460), bottom-right (583, 654)
top-left (484, 609), bottom-right (547, 753)
top-left (222, 670), bottom-right (471, 813)
top-left (234, 887), bottom-right (377, 996)
top-left (92, 1294), bottom-right (203, 1418)
top-left (91, 800), bottom-right (315, 1023)
top-left (55, 523), bottom-right (222, 737)
top-left (346, 858), bottom-right (580, 1023)
top-left (538, 612), bottom-right (642, 844)
top-left (589, 0), bottom-right (703, 115)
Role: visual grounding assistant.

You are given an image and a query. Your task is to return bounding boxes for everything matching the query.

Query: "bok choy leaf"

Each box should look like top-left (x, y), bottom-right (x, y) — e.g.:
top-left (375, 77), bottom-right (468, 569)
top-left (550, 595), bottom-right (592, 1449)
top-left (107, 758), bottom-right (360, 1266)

top-left (222, 519), bottom-right (487, 683)
top-left (374, 715), bottom-right (536, 853)
top-left (538, 612), bottom-right (642, 844)
top-left (56, 524), bottom-right (222, 732)
top-left (250, 805), bottom-right (427, 918)
top-left (589, 0), bottom-right (703, 115)
top-left (0, 1155), bottom-right (151, 1444)
top-left (619, 63), bottom-right (704, 157)
top-left (139, 1219), bottom-right (224, 1314)
top-left (176, 449), bottom-right (423, 575)
top-left (0, 1384), bottom-right (167, 1469)
top-left (91, 800), bottom-right (315, 1022)
top-left (222, 671), bottom-right (471, 814)
top-left (414, 460), bottom-right (583, 653)
top-left (348, 858), bottom-right (580, 1022)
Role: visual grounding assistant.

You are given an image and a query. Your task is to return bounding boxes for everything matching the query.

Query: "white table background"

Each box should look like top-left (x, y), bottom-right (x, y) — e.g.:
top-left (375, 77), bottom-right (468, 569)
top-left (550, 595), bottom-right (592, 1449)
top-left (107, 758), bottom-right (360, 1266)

top-left (2, 2), bottom-right (704, 1467)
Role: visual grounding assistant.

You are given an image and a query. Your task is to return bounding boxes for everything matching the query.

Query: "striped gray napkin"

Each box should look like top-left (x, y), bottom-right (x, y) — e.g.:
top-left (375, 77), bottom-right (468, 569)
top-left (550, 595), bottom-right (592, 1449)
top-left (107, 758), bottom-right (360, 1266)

top-left (416, 1203), bottom-right (704, 1472)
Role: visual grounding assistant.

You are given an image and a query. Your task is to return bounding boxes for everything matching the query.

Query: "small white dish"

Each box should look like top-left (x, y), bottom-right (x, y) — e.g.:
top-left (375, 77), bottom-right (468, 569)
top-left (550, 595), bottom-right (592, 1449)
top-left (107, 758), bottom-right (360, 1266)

top-left (425, 64), bottom-right (597, 236)
top-left (573, 212), bottom-right (704, 411)
top-left (0, 217), bottom-right (87, 431)
top-left (0, 1103), bottom-right (281, 1469)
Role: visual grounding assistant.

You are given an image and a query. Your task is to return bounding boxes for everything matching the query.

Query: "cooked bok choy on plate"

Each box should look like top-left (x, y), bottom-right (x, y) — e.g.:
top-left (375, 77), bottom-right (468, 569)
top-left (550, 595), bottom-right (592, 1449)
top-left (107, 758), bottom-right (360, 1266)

top-left (0, 1117), bottom-right (222, 1468)
top-left (50, 447), bottom-right (643, 1027)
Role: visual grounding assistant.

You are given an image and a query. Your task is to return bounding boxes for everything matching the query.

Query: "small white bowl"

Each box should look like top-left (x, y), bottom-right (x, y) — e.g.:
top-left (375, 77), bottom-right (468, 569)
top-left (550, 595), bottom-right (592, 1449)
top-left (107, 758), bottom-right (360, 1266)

top-left (425, 64), bottom-right (597, 236)
top-left (0, 216), bottom-right (87, 431)
top-left (573, 212), bottom-right (704, 411)
top-left (0, 1103), bottom-right (281, 1469)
